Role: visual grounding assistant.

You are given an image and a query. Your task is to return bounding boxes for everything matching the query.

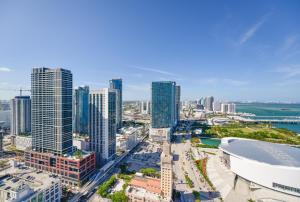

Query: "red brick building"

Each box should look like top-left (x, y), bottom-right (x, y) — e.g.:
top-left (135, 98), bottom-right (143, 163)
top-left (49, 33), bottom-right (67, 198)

top-left (25, 150), bottom-right (96, 187)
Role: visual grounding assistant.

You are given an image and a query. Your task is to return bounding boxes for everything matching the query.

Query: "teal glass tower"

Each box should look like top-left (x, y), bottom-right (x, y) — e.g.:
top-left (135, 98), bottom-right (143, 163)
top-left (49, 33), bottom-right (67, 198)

top-left (109, 79), bottom-right (122, 129)
top-left (151, 81), bottom-right (176, 128)
top-left (73, 86), bottom-right (89, 135)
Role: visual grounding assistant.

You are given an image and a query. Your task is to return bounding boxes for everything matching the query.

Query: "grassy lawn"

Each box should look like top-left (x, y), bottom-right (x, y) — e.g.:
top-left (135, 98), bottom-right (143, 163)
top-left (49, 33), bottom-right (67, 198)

top-left (206, 123), bottom-right (300, 145)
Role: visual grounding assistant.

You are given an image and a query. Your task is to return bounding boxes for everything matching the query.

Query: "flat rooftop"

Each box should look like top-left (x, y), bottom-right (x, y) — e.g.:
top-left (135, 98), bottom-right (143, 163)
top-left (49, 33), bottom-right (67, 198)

top-left (129, 176), bottom-right (161, 194)
top-left (0, 166), bottom-right (60, 193)
top-left (220, 138), bottom-right (300, 167)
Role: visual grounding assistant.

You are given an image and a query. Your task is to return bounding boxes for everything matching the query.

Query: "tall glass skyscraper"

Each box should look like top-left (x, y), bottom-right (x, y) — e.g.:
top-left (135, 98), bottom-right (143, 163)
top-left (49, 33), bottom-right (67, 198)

top-left (11, 96), bottom-right (31, 136)
top-left (89, 88), bottom-right (117, 166)
top-left (31, 68), bottom-right (73, 155)
top-left (175, 85), bottom-right (181, 124)
top-left (73, 86), bottom-right (89, 135)
top-left (109, 79), bottom-right (122, 129)
top-left (151, 81), bottom-right (176, 128)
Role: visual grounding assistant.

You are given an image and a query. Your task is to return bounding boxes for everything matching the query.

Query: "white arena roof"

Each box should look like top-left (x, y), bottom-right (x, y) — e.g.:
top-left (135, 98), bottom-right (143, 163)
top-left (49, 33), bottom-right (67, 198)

top-left (219, 138), bottom-right (300, 167)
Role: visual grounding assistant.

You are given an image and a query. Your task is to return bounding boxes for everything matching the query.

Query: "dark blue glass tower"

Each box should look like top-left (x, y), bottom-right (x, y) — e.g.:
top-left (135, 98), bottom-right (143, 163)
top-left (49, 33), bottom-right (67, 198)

top-left (109, 79), bottom-right (122, 129)
top-left (73, 86), bottom-right (89, 135)
top-left (151, 81), bottom-right (176, 128)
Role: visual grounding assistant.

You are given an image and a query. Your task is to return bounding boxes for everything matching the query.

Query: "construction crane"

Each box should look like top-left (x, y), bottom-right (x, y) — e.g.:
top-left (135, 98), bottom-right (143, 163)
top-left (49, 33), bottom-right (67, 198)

top-left (0, 87), bottom-right (31, 96)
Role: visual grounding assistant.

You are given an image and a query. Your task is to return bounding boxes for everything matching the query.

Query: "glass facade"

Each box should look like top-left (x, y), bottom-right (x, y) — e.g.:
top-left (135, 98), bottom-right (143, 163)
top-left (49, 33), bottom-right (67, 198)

top-left (109, 79), bottom-right (122, 129)
top-left (89, 88), bottom-right (116, 166)
top-left (151, 81), bottom-right (176, 128)
top-left (73, 86), bottom-right (89, 135)
top-left (11, 96), bottom-right (31, 136)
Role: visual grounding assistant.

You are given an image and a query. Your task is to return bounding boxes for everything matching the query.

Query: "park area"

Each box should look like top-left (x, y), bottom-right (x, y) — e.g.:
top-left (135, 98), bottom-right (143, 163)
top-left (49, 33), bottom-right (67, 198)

top-left (205, 123), bottom-right (300, 145)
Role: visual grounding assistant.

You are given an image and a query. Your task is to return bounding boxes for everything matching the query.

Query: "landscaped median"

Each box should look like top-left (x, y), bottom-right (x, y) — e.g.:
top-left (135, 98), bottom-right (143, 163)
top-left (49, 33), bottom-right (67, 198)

top-left (195, 158), bottom-right (215, 190)
top-left (184, 173), bottom-right (194, 188)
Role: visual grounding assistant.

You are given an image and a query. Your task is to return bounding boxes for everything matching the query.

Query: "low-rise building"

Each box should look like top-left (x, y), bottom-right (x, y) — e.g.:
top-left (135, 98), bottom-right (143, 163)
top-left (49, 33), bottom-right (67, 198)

top-left (0, 167), bottom-right (61, 202)
top-left (24, 150), bottom-right (96, 187)
top-left (117, 127), bottom-right (140, 152)
top-left (126, 175), bottom-right (162, 202)
top-left (73, 137), bottom-right (90, 151)
top-left (149, 128), bottom-right (171, 142)
top-left (13, 135), bottom-right (32, 150)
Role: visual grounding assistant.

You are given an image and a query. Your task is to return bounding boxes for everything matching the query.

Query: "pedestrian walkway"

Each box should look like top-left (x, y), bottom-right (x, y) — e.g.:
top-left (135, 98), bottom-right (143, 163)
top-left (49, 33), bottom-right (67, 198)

top-left (206, 153), bottom-right (235, 200)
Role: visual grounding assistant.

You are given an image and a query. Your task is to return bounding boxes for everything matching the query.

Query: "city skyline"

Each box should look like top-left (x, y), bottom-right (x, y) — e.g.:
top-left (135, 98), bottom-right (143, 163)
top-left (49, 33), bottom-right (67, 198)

top-left (0, 1), bottom-right (300, 102)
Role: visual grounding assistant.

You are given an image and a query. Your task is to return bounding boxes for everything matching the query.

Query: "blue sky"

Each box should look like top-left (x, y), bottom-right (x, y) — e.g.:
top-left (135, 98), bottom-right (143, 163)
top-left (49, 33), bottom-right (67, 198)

top-left (0, 0), bottom-right (300, 102)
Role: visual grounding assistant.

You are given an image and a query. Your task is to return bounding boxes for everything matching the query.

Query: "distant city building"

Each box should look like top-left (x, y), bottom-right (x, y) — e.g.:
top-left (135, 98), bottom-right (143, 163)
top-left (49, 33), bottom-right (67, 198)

top-left (204, 96), bottom-right (214, 111)
top-left (175, 85), bottom-right (181, 123)
top-left (89, 88), bottom-right (117, 166)
top-left (198, 97), bottom-right (204, 105)
top-left (221, 103), bottom-right (229, 114)
top-left (150, 81), bottom-right (176, 142)
top-left (0, 128), bottom-right (3, 155)
top-left (220, 103), bottom-right (236, 114)
top-left (31, 68), bottom-right (73, 155)
top-left (109, 78), bottom-right (122, 129)
top-left (0, 166), bottom-right (62, 202)
top-left (0, 100), bottom-right (10, 111)
top-left (10, 96), bottom-right (31, 136)
top-left (140, 100), bottom-right (151, 115)
top-left (161, 141), bottom-right (173, 200)
top-left (213, 101), bottom-right (222, 112)
top-left (227, 103), bottom-right (236, 114)
top-left (73, 86), bottom-right (89, 135)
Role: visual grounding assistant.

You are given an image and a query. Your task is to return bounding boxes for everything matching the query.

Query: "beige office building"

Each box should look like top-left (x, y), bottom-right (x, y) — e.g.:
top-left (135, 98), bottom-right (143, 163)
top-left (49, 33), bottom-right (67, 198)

top-left (160, 141), bottom-right (173, 200)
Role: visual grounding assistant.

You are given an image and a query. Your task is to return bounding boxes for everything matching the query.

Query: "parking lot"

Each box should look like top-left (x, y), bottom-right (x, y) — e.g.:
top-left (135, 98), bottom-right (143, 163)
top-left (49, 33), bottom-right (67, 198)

top-left (126, 140), bottom-right (161, 172)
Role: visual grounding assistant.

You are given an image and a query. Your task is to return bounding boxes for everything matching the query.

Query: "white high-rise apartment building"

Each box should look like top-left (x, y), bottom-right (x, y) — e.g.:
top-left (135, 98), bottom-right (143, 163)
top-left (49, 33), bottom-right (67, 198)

top-left (221, 103), bottom-right (229, 114)
top-left (11, 96), bottom-right (31, 136)
top-left (89, 88), bottom-right (117, 166)
top-left (140, 100), bottom-right (151, 115)
top-left (204, 96), bottom-right (214, 111)
top-left (227, 103), bottom-right (236, 114)
top-left (213, 101), bottom-right (221, 112)
top-left (221, 103), bottom-right (236, 114)
top-left (161, 141), bottom-right (173, 201)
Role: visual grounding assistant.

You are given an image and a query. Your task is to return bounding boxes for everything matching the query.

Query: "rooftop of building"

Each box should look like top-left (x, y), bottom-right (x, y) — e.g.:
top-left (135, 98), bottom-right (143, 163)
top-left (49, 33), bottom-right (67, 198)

top-left (126, 186), bottom-right (161, 201)
top-left (129, 175), bottom-right (161, 195)
top-left (30, 148), bottom-right (94, 161)
top-left (220, 137), bottom-right (300, 167)
top-left (0, 165), bottom-right (60, 193)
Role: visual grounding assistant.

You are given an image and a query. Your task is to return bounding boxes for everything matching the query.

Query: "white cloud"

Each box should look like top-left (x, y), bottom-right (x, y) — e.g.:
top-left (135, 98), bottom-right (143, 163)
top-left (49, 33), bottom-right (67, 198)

top-left (239, 13), bottom-right (270, 45)
top-left (130, 65), bottom-right (178, 77)
top-left (281, 35), bottom-right (298, 52)
top-left (0, 67), bottom-right (12, 72)
top-left (274, 65), bottom-right (300, 78)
